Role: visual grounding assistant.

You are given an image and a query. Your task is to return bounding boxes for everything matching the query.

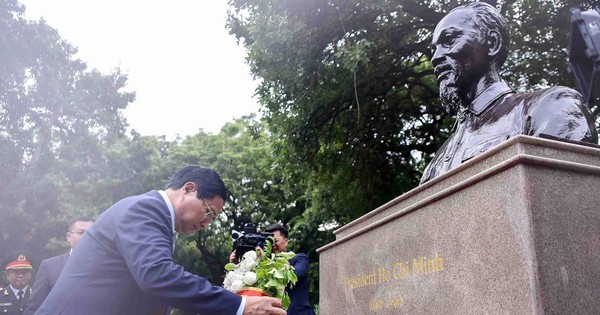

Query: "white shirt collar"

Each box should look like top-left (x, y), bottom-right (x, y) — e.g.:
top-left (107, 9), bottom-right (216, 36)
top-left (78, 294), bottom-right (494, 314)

top-left (158, 190), bottom-right (176, 235)
top-left (9, 285), bottom-right (27, 297)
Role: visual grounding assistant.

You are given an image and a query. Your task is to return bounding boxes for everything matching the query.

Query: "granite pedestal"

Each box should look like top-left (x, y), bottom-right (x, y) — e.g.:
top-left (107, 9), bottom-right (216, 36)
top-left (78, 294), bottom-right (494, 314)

top-left (317, 135), bottom-right (600, 314)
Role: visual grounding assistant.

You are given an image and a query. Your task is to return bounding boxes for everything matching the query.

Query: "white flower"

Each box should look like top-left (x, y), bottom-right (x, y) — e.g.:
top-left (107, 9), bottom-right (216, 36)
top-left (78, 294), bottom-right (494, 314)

top-left (224, 269), bottom-right (245, 291)
top-left (231, 279), bottom-right (245, 292)
top-left (223, 275), bottom-right (233, 289)
top-left (243, 271), bottom-right (257, 285)
top-left (240, 258), bottom-right (258, 271)
top-left (243, 250), bottom-right (258, 261)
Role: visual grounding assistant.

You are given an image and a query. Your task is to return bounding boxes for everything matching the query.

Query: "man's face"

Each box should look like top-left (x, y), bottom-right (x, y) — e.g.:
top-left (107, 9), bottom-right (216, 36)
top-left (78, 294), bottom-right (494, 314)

top-left (271, 230), bottom-right (289, 254)
top-left (175, 183), bottom-right (224, 234)
top-left (66, 221), bottom-right (93, 249)
top-left (4, 269), bottom-right (31, 290)
top-left (431, 7), bottom-right (488, 113)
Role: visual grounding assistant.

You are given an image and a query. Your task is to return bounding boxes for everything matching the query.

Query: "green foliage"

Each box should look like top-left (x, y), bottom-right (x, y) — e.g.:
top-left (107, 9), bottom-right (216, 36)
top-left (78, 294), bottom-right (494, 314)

top-left (499, 0), bottom-right (600, 129)
top-left (228, 0), bottom-right (451, 228)
top-left (255, 240), bottom-right (297, 308)
top-left (227, 0), bottom-right (600, 223)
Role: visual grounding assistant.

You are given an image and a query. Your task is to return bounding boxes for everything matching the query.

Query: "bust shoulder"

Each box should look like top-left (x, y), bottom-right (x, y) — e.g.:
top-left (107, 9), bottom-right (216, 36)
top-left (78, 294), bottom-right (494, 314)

top-left (517, 86), bottom-right (596, 142)
top-left (511, 86), bottom-right (582, 111)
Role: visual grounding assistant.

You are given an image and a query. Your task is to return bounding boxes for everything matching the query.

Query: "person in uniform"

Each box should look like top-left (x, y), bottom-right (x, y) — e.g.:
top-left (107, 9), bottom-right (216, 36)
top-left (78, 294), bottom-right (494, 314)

top-left (0, 251), bottom-right (33, 315)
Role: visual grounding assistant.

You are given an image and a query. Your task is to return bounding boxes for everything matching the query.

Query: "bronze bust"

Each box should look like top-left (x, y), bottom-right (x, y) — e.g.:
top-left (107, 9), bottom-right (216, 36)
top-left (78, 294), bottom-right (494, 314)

top-left (420, 2), bottom-right (598, 184)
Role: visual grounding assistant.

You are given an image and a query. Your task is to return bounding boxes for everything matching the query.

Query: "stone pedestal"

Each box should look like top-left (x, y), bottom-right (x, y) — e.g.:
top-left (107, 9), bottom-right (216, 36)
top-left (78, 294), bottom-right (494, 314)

top-left (317, 135), bottom-right (600, 314)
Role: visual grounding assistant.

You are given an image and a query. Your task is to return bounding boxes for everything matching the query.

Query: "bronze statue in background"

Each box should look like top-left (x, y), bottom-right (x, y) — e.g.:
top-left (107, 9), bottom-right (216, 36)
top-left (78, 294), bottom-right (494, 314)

top-left (420, 2), bottom-right (598, 184)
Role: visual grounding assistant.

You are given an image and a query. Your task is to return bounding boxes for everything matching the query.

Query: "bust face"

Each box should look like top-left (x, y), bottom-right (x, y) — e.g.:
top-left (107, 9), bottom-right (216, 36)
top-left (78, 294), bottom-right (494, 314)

top-left (431, 7), bottom-right (489, 113)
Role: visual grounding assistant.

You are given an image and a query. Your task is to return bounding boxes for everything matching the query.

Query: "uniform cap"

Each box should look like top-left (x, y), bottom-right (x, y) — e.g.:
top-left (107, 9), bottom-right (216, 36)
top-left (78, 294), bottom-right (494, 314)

top-left (4, 252), bottom-right (32, 270)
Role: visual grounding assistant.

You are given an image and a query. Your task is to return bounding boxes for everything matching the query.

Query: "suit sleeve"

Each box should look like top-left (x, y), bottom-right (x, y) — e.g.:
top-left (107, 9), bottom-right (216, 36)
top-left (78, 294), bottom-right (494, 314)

top-left (23, 259), bottom-right (51, 315)
top-left (292, 253), bottom-right (310, 280)
top-left (114, 198), bottom-right (242, 314)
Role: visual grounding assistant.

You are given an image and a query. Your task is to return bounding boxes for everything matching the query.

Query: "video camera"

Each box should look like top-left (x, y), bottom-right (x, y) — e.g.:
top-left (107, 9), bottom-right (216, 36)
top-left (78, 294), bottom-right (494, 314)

top-left (231, 224), bottom-right (273, 262)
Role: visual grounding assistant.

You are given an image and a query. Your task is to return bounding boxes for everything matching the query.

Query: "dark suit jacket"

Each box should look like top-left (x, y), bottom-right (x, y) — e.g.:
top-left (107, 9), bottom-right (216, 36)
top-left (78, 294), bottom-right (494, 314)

top-left (287, 253), bottom-right (315, 315)
top-left (23, 252), bottom-right (68, 315)
top-left (35, 190), bottom-right (242, 315)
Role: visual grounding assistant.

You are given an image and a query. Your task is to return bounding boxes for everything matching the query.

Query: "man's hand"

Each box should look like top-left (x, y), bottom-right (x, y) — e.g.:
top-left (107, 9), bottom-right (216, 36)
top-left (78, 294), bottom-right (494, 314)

top-left (243, 296), bottom-right (286, 315)
top-left (229, 250), bottom-right (236, 263)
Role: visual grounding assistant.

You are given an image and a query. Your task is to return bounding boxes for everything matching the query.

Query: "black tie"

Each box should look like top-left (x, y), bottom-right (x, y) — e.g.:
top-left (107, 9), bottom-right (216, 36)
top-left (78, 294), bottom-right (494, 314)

top-left (17, 290), bottom-right (24, 303)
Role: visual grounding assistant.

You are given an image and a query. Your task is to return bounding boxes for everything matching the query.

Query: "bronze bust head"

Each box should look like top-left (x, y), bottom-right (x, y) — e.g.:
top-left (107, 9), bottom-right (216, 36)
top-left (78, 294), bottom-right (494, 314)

top-left (420, 2), bottom-right (598, 184)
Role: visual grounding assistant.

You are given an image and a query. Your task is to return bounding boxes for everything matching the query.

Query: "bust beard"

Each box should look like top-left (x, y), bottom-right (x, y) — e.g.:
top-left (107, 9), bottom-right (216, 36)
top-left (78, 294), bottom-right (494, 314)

top-left (440, 83), bottom-right (465, 116)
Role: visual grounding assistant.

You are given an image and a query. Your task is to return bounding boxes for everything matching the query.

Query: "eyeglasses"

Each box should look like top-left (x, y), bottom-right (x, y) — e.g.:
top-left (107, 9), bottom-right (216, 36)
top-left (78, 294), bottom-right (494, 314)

top-left (198, 193), bottom-right (217, 223)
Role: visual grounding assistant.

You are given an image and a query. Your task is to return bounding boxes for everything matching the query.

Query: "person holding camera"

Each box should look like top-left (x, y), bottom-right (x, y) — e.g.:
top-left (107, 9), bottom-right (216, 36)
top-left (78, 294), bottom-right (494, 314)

top-left (230, 224), bottom-right (315, 315)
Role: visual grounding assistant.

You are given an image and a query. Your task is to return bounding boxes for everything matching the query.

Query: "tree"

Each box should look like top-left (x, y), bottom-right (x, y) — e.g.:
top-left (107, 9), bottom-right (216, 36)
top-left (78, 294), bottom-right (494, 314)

top-left (0, 0), bottom-right (134, 258)
top-left (227, 0), bottom-right (453, 230)
top-left (227, 1), bottom-right (598, 308)
top-left (227, 0), bottom-right (599, 227)
top-left (166, 117), bottom-right (291, 282)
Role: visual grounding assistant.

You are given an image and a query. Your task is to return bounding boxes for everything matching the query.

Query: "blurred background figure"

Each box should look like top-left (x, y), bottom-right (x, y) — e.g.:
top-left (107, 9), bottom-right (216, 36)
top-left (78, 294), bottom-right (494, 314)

top-left (23, 217), bottom-right (93, 315)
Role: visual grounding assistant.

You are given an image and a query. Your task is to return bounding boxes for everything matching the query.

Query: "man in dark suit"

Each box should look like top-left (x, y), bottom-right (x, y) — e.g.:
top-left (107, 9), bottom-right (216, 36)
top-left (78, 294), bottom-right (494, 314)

top-left (23, 217), bottom-right (93, 315)
top-left (0, 251), bottom-right (33, 315)
top-left (264, 224), bottom-right (315, 315)
top-left (35, 165), bottom-right (285, 315)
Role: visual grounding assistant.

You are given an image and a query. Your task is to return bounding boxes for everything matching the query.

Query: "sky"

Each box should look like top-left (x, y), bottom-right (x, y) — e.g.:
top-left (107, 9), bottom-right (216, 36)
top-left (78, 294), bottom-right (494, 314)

top-left (20, 0), bottom-right (260, 139)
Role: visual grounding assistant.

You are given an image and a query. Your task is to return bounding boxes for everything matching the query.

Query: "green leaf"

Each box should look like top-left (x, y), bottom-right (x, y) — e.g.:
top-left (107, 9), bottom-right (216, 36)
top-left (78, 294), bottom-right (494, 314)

top-left (224, 263), bottom-right (237, 271)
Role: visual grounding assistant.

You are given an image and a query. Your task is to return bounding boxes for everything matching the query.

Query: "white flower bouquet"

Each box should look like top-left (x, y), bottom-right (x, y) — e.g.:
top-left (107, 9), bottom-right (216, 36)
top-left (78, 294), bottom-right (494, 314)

top-left (224, 238), bottom-right (297, 309)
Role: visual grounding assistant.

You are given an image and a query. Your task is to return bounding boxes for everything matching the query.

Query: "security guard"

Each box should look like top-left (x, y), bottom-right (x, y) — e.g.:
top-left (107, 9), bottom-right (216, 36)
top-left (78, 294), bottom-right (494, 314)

top-left (0, 251), bottom-right (33, 314)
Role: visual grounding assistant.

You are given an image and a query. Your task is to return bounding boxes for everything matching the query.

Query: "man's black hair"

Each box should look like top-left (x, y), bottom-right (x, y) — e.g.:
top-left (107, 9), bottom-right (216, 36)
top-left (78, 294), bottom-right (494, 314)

top-left (264, 224), bottom-right (289, 239)
top-left (167, 165), bottom-right (229, 201)
top-left (68, 217), bottom-right (94, 231)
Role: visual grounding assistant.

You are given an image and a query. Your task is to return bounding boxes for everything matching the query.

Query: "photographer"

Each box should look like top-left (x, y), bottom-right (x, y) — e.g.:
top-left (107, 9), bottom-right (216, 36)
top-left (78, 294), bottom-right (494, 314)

top-left (230, 224), bottom-right (315, 315)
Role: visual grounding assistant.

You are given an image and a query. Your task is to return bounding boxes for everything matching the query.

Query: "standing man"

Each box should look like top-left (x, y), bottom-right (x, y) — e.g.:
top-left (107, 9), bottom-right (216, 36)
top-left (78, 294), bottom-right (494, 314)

top-left (264, 224), bottom-right (315, 315)
top-left (0, 251), bottom-right (33, 315)
top-left (421, 2), bottom-right (597, 183)
top-left (23, 217), bottom-right (93, 315)
top-left (36, 165), bottom-right (285, 315)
